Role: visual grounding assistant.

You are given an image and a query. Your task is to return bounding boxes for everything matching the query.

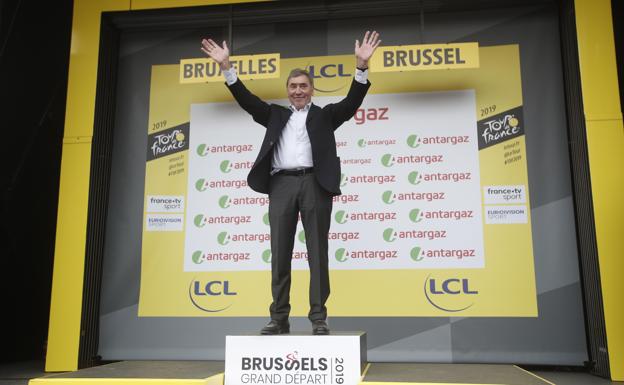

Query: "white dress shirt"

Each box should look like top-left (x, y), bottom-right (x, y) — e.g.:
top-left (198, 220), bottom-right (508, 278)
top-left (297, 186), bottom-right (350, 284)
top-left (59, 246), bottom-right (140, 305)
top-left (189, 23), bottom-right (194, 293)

top-left (223, 66), bottom-right (369, 171)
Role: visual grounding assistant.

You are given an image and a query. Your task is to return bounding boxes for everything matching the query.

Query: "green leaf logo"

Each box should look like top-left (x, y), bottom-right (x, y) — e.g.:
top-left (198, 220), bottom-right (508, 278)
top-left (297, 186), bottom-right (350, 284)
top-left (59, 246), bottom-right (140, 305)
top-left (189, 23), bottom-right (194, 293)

top-left (383, 228), bottom-right (397, 242)
top-left (408, 171), bottom-right (422, 185)
top-left (217, 231), bottom-right (230, 245)
top-left (357, 139), bottom-right (366, 148)
top-left (382, 190), bottom-right (395, 204)
top-left (192, 250), bottom-right (203, 264)
top-left (410, 246), bottom-right (424, 261)
top-left (407, 134), bottom-right (421, 148)
top-left (194, 214), bottom-right (206, 228)
top-left (409, 209), bottom-right (423, 223)
top-left (220, 160), bottom-right (232, 173)
top-left (196, 143), bottom-right (209, 156)
top-left (218, 195), bottom-right (230, 209)
top-left (298, 230), bottom-right (306, 244)
top-left (381, 153), bottom-right (394, 167)
top-left (262, 249), bottom-right (272, 263)
top-left (335, 210), bottom-right (347, 224)
top-left (335, 248), bottom-right (348, 262)
top-left (340, 173), bottom-right (348, 187)
top-left (262, 212), bottom-right (270, 225)
top-left (195, 178), bottom-right (207, 192)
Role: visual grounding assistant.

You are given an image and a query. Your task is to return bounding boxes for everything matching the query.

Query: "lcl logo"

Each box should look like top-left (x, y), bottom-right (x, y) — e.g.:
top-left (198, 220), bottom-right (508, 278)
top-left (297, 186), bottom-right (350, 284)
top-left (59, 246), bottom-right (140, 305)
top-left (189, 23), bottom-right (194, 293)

top-left (308, 64), bottom-right (351, 79)
top-left (306, 64), bottom-right (352, 93)
top-left (188, 280), bottom-right (237, 313)
top-left (424, 275), bottom-right (478, 312)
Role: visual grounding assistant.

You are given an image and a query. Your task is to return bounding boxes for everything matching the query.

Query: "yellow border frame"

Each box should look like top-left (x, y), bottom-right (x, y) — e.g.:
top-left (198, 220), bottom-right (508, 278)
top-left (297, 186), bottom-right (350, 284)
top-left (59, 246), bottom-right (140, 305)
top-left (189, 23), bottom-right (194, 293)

top-left (45, 0), bottom-right (267, 372)
top-left (46, 0), bottom-right (623, 379)
top-left (575, 0), bottom-right (624, 380)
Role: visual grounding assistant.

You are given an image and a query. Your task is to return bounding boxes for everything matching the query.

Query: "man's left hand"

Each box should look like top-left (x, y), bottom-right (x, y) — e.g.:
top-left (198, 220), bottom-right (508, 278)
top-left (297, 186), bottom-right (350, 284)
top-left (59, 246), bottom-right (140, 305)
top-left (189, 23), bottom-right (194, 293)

top-left (355, 30), bottom-right (381, 69)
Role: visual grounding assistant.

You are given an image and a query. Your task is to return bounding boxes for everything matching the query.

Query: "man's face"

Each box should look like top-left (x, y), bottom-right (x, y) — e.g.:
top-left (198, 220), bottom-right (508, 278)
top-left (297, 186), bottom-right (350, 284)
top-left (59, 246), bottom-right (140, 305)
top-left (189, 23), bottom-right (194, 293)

top-left (287, 75), bottom-right (314, 110)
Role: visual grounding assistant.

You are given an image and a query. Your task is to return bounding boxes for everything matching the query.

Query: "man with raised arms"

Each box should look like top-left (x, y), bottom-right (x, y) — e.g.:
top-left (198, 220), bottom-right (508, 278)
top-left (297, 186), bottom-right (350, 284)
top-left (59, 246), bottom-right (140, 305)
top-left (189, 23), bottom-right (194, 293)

top-left (201, 31), bottom-right (381, 335)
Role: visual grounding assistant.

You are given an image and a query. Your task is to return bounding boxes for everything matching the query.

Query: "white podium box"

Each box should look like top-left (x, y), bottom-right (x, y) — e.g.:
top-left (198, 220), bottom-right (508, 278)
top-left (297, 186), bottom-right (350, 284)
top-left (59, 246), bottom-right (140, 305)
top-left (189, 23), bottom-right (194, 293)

top-left (225, 332), bottom-right (366, 385)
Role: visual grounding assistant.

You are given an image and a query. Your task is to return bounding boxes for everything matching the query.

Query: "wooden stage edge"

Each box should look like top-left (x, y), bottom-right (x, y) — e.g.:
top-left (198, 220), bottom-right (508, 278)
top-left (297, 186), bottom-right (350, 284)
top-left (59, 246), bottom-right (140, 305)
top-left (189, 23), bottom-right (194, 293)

top-left (28, 361), bottom-right (557, 385)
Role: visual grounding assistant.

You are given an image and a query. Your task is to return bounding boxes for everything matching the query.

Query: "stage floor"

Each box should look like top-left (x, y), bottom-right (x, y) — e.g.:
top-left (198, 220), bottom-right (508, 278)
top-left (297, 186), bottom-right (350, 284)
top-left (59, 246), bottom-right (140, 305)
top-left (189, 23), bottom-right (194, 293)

top-left (0, 360), bottom-right (615, 385)
top-left (364, 363), bottom-right (549, 384)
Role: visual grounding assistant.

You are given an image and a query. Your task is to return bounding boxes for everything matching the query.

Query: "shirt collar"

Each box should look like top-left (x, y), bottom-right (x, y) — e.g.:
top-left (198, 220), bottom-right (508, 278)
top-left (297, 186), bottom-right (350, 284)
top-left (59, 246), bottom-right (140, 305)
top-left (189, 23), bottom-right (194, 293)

top-left (289, 102), bottom-right (312, 112)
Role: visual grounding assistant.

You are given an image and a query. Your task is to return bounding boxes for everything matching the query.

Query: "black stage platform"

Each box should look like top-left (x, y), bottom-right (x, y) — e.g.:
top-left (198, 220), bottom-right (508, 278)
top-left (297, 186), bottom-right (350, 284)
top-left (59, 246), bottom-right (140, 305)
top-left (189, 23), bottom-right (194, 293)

top-left (6, 360), bottom-right (615, 385)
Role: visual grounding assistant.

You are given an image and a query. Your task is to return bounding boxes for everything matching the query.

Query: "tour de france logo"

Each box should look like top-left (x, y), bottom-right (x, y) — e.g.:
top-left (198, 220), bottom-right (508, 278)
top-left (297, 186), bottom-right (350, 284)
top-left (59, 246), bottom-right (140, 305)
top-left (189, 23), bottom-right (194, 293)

top-left (477, 106), bottom-right (524, 149)
top-left (147, 123), bottom-right (189, 161)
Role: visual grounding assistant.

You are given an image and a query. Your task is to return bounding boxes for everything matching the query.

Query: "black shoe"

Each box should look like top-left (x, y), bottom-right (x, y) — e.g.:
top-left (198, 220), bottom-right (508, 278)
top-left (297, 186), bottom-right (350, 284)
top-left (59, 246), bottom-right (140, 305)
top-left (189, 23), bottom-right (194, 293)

top-left (261, 319), bottom-right (290, 335)
top-left (312, 320), bottom-right (329, 335)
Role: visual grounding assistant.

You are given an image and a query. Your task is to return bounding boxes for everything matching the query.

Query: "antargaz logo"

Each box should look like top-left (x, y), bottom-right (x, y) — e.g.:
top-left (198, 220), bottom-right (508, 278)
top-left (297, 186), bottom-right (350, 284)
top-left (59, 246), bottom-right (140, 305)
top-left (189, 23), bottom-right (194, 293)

top-left (381, 154), bottom-right (395, 167)
top-left (340, 173), bottom-right (348, 187)
top-left (383, 228), bottom-right (397, 242)
top-left (196, 143), bottom-right (209, 157)
top-left (409, 209), bottom-right (423, 223)
top-left (189, 279), bottom-right (236, 313)
top-left (334, 210), bottom-right (348, 224)
top-left (219, 195), bottom-right (231, 208)
top-left (408, 171), bottom-right (423, 185)
top-left (410, 246), bottom-right (423, 261)
top-left (298, 230), bottom-right (306, 244)
top-left (262, 249), bottom-right (272, 263)
top-left (357, 139), bottom-right (366, 148)
top-left (382, 190), bottom-right (396, 204)
top-left (192, 250), bottom-right (204, 264)
top-left (194, 214), bottom-right (207, 228)
top-left (220, 160), bottom-right (232, 173)
top-left (407, 134), bottom-right (421, 148)
top-left (263, 212), bottom-right (270, 225)
top-left (217, 231), bottom-right (230, 245)
top-left (335, 248), bottom-right (348, 262)
top-left (424, 274), bottom-right (478, 312)
top-left (195, 178), bottom-right (209, 192)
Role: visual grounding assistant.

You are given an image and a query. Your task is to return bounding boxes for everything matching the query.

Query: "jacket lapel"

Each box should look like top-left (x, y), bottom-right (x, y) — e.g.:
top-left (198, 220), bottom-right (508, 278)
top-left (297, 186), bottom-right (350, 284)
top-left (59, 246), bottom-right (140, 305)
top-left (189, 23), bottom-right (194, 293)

top-left (306, 103), bottom-right (321, 128)
top-left (272, 107), bottom-right (292, 140)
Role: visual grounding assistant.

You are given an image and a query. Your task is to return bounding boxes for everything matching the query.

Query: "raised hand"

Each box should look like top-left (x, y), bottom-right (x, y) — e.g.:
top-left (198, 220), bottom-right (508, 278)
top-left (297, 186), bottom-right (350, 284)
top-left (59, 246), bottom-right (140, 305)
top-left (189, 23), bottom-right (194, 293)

top-left (355, 30), bottom-right (381, 69)
top-left (201, 39), bottom-right (231, 70)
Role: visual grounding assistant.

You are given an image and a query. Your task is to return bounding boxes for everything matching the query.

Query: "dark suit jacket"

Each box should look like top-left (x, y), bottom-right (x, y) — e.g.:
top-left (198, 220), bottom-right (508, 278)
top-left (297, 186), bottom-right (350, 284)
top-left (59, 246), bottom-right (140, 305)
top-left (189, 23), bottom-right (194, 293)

top-left (226, 78), bottom-right (371, 196)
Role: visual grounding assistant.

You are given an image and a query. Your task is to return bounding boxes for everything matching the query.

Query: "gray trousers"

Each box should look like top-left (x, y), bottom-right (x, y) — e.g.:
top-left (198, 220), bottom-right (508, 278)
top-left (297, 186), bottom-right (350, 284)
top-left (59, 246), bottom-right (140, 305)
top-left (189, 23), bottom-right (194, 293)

top-left (268, 173), bottom-right (332, 322)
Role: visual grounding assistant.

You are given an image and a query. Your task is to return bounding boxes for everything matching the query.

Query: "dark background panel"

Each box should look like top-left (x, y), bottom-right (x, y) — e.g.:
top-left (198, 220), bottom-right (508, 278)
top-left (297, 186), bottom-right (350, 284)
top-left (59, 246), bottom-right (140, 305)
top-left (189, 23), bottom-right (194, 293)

top-left (98, 1), bottom-right (587, 365)
top-left (0, 0), bottom-right (73, 363)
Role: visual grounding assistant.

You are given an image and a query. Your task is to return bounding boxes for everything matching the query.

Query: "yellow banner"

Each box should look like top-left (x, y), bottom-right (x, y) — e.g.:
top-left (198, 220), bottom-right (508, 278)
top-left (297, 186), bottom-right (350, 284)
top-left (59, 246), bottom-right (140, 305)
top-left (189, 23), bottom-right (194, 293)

top-left (370, 43), bottom-right (479, 72)
top-left (142, 45), bottom-right (536, 317)
top-left (179, 53), bottom-right (280, 84)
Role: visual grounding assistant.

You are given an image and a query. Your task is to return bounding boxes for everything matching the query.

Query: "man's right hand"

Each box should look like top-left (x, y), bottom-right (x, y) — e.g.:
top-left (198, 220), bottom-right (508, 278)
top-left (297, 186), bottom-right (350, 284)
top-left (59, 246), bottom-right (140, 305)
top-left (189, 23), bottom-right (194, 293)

top-left (201, 39), bottom-right (231, 70)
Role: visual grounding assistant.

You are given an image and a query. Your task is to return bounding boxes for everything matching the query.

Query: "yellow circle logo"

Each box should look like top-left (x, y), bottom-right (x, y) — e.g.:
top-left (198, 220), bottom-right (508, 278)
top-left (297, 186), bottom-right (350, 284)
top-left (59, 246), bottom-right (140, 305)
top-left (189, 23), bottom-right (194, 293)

top-left (508, 117), bottom-right (519, 127)
top-left (175, 132), bottom-right (185, 141)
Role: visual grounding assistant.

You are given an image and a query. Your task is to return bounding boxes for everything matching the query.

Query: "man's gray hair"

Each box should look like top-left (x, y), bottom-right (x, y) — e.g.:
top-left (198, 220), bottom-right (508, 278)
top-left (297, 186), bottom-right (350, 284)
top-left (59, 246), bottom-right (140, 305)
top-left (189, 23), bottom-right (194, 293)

top-left (286, 68), bottom-right (314, 87)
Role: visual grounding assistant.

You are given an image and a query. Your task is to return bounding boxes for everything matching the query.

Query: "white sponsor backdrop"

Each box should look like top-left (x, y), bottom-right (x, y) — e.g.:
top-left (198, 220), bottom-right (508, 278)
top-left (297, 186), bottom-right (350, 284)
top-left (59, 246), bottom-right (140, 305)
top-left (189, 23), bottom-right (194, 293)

top-left (185, 90), bottom-right (484, 272)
